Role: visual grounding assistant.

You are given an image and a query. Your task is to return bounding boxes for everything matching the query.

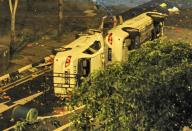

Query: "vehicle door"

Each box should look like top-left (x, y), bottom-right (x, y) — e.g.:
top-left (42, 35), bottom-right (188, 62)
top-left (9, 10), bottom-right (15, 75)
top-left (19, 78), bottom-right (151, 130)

top-left (83, 40), bottom-right (104, 73)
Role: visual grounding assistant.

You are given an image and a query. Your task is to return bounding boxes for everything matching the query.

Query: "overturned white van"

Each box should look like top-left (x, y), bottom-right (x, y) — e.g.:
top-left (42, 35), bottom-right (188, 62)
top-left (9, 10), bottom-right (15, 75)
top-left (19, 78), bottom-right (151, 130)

top-left (105, 12), bottom-right (167, 63)
top-left (53, 30), bottom-right (106, 98)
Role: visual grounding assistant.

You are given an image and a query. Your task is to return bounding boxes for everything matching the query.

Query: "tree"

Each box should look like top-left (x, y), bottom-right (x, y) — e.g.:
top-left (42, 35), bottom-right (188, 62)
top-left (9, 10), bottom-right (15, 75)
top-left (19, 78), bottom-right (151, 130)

top-left (58, 0), bottom-right (64, 36)
top-left (71, 39), bottom-right (192, 130)
top-left (9, 0), bottom-right (19, 54)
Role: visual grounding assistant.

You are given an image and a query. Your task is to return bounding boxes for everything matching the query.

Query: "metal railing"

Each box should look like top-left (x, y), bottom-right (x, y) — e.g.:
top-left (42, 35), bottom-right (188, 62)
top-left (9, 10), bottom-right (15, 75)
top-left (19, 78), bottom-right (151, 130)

top-left (53, 73), bottom-right (80, 88)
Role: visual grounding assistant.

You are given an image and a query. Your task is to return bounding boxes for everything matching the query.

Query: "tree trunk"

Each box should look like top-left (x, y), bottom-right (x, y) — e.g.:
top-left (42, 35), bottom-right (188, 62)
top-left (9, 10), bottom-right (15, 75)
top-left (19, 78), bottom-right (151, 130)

top-left (58, 0), bottom-right (64, 36)
top-left (10, 12), bottom-right (16, 48)
top-left (9, 0), bottom-right (19, 55)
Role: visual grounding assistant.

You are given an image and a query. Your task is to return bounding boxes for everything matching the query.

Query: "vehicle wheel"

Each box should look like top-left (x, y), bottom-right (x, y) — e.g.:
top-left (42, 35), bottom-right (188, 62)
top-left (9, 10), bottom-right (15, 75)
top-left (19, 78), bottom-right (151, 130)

top-left (129, 36), bottom-right (140, 50)
top-left (133, 36), bottom-right (140, 48)
top-left (152, 22), bottom-right (163, 40)
top-left (151, 28), bottom-right (157, 40)
top-left (158, 23), bottom-right (163, 37)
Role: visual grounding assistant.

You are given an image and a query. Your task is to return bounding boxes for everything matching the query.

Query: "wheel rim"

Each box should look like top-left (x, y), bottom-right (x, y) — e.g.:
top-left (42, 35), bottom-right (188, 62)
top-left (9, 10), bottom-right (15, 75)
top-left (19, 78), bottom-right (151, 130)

top-left (134, 36), bottom-right (140, 48)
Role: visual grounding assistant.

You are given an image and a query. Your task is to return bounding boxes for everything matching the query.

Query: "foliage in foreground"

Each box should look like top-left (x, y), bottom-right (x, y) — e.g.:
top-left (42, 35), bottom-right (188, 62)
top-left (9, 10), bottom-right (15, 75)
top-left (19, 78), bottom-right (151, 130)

top-left (71, 39), bottom-right (192, 131)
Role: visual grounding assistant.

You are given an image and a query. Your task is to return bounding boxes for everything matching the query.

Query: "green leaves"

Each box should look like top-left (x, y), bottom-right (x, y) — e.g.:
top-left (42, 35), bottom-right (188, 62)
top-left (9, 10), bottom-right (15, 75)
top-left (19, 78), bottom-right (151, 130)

top-left (72, 39), bottom-right (192, 130)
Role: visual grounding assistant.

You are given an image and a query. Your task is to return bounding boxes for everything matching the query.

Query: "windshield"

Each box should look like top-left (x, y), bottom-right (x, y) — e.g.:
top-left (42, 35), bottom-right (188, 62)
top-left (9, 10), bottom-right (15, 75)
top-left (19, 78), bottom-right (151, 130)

top-left (83, 41), bottom-right (101, 54)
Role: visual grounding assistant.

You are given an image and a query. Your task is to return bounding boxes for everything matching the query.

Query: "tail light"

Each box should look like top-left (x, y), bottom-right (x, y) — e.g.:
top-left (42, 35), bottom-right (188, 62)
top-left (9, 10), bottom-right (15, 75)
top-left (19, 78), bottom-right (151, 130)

top-left (65, 56), bottom-right (72, 67)
top-left (108, 33), bottom-right (113, 45)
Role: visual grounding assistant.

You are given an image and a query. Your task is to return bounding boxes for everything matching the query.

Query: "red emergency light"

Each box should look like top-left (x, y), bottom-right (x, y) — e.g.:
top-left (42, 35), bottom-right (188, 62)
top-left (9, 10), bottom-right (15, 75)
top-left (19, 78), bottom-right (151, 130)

top-left (108, 33), bottom-right (113, 45)
top-left (65, 56), bottom-right (72, 67)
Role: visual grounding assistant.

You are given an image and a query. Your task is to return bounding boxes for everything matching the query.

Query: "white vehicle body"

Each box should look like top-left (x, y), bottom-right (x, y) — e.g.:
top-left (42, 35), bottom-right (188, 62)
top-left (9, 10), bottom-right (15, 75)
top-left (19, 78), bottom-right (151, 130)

top-left (53, 31), bottom-right (106, 98)
top-left (105, 12), bottom-right (166, 63)
top-left (53, 12), bottom-right (167, 98)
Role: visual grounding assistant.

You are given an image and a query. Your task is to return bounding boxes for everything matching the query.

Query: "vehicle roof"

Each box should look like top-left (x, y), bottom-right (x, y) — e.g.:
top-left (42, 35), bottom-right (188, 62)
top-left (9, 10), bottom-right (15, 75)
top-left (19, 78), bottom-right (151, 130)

top-left (122, 12), bottom-right (153, 30)
top-left (56, 32), bottom-right (102, 58)
top-left (107, 12), bottom-right (161, 39)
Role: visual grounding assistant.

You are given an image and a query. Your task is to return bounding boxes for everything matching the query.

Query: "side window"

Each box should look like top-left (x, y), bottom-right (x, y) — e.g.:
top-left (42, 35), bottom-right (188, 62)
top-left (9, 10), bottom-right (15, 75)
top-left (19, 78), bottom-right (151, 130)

top-left (108, 48), bottom-right (112, 61)
top-left (90, 41), bottom-right (101, 51)
top-left (83, 41), bottom-right (101, 54)
top-left (83, 49), bottom-right (93, 54)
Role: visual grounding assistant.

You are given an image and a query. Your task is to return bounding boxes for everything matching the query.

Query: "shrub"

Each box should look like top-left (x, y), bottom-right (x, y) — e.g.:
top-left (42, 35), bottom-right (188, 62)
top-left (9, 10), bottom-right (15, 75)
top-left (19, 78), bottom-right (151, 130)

top-left (72, 39), bottom-right (192, 130)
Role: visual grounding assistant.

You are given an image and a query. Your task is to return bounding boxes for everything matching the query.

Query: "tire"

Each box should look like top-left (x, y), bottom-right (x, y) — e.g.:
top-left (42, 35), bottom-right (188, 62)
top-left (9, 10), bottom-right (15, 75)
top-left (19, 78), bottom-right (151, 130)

top-left (134, 36), bottom-right (140, 48)
top-left (152, 22), bottom-right (163, 40)
top-left (129, 36), bottom-right (140, 50)
top-left (151, 28), bottom-right (157, 40)
top-left (158, 23), bottom-right (163, 37)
